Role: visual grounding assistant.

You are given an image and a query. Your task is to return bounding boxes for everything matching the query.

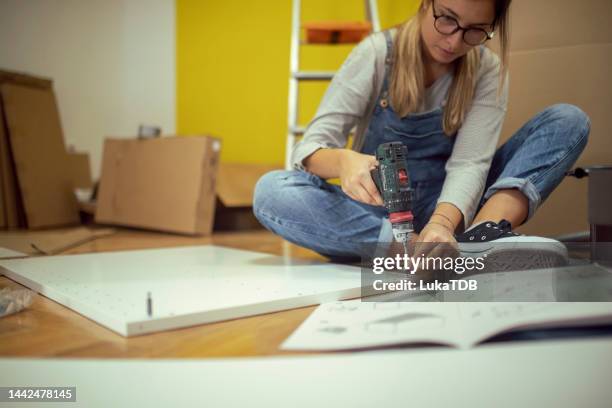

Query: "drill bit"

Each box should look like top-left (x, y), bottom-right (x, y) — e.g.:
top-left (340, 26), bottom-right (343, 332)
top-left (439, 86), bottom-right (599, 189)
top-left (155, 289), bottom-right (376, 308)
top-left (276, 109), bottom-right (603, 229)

top-left (391, 223), bottom-right (413, 258)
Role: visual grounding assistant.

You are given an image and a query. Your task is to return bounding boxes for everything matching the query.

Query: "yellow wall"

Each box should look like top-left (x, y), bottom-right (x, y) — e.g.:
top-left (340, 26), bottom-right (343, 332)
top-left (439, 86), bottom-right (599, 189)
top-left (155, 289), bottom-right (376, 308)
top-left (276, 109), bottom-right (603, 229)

top-left (177, 0), bottom-right (420, 165)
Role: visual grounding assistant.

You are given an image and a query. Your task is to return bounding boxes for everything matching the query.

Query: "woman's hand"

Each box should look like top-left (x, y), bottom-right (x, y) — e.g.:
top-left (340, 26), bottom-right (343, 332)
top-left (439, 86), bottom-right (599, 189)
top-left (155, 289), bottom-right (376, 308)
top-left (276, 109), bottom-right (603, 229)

top-left (338, 150), bottom-right (384, 206)
top-left (413, 205), bottom-right (463, 259)
top-left (414, 220), bottom-right (459, 262)
top-left (417, 221), bottom-right (457, 244)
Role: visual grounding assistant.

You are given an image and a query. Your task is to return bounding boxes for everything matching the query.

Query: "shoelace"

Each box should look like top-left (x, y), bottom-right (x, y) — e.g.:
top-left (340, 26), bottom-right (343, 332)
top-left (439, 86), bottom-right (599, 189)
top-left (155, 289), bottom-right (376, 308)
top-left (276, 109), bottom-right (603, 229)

top-left (464, 219), bottom-right (519, 241)
top-left (496, 219), bottom-right (520, 236)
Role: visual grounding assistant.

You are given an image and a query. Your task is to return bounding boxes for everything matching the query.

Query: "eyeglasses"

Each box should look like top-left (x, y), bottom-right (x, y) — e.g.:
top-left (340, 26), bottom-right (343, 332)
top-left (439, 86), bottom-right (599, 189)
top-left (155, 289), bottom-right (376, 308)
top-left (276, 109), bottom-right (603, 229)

top-left (432, 0), bottom-right (495, 46)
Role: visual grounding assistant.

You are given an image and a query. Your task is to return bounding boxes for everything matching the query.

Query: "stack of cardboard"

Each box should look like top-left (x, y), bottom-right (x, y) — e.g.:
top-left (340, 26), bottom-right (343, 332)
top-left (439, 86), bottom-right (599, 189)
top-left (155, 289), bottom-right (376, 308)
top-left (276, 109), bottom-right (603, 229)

top-left (0, 70), bottom-right (81, 230)
top-left (0, 70), bottom-right (274, 237)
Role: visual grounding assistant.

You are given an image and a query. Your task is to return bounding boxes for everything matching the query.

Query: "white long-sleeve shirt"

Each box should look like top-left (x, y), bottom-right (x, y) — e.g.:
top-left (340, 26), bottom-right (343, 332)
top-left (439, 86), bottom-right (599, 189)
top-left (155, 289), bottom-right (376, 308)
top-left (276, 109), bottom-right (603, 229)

top-left (291, 29), bottom-right (509, 230)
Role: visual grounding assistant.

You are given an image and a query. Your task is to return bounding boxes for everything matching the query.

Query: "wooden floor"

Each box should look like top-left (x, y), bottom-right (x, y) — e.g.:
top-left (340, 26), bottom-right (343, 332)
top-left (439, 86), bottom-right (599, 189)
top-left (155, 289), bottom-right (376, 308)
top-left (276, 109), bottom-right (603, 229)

top-left (0, 228), bottom-right (332, 358)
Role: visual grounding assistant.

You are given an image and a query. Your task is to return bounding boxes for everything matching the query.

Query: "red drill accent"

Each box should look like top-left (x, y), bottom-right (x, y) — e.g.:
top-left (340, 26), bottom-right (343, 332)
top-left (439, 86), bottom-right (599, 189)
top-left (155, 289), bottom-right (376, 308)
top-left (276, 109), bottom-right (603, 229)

top-left (389, 211), bottom-right (413, 224)
top-left (398, 169), bottom-right (408, 185)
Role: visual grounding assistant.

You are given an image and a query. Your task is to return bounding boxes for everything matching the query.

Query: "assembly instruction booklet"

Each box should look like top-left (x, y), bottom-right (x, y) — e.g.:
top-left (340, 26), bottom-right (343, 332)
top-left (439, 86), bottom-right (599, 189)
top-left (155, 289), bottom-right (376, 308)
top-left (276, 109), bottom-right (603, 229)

top-left (282, 300), bottom-right (612, 350)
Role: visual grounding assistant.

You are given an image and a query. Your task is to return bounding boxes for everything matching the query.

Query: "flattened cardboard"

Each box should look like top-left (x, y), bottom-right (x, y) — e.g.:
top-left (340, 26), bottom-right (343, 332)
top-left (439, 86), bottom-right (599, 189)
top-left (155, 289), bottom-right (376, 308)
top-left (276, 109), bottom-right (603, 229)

top-left (489, 0), bottom-right (612, 53)
top-left (216, 163), bottom-right (281, 207)
top-left (0, 95), bottom-right (21, 229)
top-left (0, 227), bottom-right (115, 256)
top-left (213, 163), bottom-right (281, 231)
top-left (0, 70), bottom-right (52, 90)
top-left (504, 44), bottom-right (612, 237)
top-left (95, 136), bottom-right (220, 235)
top-left (0, 70), bottom-right (53, 230)
top-left (489, 0), bottom-right (612, 237)
top-left (0, 83), bottom-right (79, 229)
top-left (0, 107), bottom-right (7, 228)
top-left (508, 0), bottom-right (612, 51)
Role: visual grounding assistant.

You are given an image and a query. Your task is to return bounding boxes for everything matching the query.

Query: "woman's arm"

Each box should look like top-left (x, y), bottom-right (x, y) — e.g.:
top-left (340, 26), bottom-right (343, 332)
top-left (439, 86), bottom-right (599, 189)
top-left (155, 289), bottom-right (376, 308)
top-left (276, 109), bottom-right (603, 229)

top-left (429, 202), bottom-right (464, 233)
top-left (434, 49), bottom-right (510, 233)
top-left (418, 49), bottom-right (509, 248)
top-left (291, 35), bottom-right (380, 172)
top-left (293, 34), bottom-right (385, 206)
top-left (305, 148), bottom-right (383, 206)
top-left (303, 148), bottom-right (344, 179)
top-left (413, 203), bottom-right (463, 255)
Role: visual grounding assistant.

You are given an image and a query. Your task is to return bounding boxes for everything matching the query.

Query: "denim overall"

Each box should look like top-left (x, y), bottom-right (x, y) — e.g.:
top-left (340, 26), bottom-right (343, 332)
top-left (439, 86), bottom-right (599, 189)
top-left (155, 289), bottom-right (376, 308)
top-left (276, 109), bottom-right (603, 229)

top-left (360, 30), bottom-right (455, 232)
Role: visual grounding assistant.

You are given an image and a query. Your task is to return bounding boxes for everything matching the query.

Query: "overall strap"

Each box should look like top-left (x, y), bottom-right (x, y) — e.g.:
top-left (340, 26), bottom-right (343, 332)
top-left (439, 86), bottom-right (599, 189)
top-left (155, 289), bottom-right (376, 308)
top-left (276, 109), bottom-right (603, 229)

top-left (381, 30), bottom-right (394, 97)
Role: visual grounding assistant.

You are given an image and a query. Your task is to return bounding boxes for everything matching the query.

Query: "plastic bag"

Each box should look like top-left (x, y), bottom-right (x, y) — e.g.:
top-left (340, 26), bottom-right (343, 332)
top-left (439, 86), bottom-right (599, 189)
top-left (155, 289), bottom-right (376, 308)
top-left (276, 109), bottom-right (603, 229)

top-left (0, 287), bottom-right (33, 318)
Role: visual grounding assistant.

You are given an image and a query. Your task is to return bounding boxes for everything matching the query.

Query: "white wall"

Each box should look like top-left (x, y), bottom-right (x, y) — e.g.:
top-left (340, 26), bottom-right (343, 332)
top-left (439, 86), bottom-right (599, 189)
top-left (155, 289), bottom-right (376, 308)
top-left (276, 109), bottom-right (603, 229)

top-left (0, 0), bottom-right (175, 179)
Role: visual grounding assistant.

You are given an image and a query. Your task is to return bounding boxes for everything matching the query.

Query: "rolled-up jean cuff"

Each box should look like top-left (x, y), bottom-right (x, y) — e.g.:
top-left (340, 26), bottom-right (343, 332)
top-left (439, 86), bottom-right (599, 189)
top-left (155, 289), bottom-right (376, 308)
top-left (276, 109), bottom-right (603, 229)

top-left (483, 177), bottom-right (541, 223)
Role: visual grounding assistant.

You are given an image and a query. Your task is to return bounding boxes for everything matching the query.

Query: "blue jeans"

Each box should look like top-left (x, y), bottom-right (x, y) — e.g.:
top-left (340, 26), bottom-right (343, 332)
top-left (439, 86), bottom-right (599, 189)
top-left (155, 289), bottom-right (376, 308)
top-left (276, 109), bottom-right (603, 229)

top-left (253, 104), bottom-right (590, 259)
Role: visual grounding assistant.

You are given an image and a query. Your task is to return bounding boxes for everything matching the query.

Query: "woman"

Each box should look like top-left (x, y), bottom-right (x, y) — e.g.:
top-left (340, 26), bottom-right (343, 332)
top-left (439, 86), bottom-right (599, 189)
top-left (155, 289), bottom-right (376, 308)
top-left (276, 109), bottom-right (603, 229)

top-left (254, 0), bottom-right (590, 260)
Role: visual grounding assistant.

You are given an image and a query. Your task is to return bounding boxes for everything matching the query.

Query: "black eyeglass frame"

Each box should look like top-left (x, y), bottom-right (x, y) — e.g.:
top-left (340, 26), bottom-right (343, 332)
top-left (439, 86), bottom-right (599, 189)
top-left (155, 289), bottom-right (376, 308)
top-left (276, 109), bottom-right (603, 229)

top-left (431, 0), bottom-right (496, 46)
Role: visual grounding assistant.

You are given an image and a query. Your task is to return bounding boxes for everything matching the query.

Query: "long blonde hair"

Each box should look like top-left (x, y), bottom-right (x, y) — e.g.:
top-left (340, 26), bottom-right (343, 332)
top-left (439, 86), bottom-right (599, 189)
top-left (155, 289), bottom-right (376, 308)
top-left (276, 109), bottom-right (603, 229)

top-left (389, 0), bottom-right (511, 135)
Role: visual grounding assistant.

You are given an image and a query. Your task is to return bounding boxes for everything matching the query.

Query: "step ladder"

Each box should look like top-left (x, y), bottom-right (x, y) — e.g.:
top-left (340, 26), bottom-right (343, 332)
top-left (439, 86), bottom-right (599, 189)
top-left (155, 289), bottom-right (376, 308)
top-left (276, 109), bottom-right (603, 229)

top-left (285, 0), bottom-right (381, 169)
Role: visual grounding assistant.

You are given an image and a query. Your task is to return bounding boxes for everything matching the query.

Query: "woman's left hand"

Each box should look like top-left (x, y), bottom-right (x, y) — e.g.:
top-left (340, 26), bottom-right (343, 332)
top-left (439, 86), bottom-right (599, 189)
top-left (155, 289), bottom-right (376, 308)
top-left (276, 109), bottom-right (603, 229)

top-left (413, 221), bottom-right (459, 262)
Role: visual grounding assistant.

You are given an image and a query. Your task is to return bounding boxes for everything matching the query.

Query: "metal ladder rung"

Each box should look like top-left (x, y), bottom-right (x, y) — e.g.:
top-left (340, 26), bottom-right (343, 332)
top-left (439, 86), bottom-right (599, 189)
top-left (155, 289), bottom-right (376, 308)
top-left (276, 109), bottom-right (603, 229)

top-left (290, 126), bottom-right (307, 135)
top-left (290, 126), bottom-right (357, 136)
top-left (292, 71), bottom-right (335, 81)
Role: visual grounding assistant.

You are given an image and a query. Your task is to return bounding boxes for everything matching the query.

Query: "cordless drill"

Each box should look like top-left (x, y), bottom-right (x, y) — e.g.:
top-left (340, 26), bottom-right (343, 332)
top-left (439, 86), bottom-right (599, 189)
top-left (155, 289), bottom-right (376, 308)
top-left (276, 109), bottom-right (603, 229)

top-left (370, 142), bottom-right (415, 254)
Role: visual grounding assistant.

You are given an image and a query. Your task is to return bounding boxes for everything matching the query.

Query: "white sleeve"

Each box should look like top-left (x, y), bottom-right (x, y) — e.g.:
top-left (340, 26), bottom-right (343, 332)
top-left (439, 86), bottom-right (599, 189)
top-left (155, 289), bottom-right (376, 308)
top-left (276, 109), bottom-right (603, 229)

top-left (436, 50), bottom-right (510, 230)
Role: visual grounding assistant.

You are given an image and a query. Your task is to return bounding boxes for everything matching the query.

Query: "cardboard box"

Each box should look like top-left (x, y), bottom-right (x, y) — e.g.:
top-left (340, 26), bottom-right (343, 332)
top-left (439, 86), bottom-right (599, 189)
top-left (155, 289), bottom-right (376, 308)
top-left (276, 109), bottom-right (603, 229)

top-left (491, 0), bottom-right (612, 237)
top-left (95, 136), bottom-right (221, 235)
top-left (85, 160), bottom-right (277, 232)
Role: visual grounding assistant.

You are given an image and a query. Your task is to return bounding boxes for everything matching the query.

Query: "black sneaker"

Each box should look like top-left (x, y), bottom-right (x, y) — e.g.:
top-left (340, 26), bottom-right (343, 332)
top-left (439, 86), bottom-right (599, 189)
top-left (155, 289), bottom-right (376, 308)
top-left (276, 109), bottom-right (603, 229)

top-left (455, 219), bottom-right (569, 273)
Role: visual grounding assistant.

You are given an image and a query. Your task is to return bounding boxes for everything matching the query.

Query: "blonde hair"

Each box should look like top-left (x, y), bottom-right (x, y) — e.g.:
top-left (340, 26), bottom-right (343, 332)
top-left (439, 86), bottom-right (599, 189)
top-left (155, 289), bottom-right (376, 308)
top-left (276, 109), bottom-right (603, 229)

top-left (389, 0), bottom-right (511, 135)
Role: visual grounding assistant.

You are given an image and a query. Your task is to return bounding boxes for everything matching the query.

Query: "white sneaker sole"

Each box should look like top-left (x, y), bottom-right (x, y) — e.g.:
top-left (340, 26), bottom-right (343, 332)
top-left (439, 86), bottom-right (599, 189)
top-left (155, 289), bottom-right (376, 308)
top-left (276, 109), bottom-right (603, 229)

top-left (458, 236), bottom-right (569, 273)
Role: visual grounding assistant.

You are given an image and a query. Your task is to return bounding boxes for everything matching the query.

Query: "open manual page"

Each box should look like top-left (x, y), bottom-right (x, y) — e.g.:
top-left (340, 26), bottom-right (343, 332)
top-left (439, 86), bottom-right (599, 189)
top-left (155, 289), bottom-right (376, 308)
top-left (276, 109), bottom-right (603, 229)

top-left (283, 259), bottom-right (612, 350)
top-left (281, 301), bottom-right (612, 350)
